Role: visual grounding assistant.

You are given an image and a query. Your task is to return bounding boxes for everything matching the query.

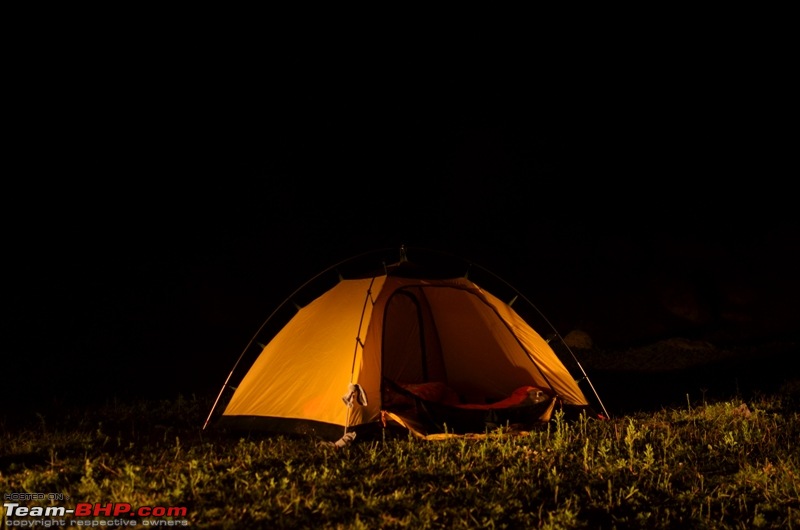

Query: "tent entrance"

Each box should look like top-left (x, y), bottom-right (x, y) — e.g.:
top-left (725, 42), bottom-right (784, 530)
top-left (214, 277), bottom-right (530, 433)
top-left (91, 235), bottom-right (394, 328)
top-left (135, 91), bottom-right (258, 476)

top-left (378, 284), bottom-right (563, 434)
top-left (381, 287), bottom-right (446, 385)
top-left (380, 284), bottom-right (548, 402)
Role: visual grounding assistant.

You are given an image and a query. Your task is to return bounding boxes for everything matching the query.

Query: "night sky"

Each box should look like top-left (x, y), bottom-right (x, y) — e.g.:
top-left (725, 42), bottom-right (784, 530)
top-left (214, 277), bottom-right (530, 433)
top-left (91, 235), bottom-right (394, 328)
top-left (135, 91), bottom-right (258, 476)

top-left (5, 55), bottom-right (798, 417)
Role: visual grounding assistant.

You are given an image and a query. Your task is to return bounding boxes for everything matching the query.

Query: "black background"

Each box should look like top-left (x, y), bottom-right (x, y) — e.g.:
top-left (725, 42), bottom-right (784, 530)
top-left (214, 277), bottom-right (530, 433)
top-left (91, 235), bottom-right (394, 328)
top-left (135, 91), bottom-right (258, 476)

top-left (4, 36), bottom-right (798, 416)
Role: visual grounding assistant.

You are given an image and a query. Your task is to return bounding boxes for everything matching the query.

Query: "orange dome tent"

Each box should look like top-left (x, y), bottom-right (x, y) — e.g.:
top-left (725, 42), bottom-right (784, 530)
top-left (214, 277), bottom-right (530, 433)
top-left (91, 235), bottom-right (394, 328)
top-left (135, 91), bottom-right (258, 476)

top-left (204, 247), bottom-right (608, 440)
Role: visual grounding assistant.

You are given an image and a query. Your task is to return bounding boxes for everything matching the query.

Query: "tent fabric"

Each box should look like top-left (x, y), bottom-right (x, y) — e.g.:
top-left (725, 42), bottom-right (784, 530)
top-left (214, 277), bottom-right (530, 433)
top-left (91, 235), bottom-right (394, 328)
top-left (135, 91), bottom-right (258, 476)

top-left (222, 276), bottom-right (385, 427)
top-left (219, 273), bottom-right (590, 437)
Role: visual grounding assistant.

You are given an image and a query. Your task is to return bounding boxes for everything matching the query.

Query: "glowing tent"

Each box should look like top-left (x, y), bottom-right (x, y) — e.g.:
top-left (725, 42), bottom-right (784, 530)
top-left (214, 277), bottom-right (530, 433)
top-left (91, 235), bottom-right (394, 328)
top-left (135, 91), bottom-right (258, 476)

top-left (205, 248), bottom-right (607, 440)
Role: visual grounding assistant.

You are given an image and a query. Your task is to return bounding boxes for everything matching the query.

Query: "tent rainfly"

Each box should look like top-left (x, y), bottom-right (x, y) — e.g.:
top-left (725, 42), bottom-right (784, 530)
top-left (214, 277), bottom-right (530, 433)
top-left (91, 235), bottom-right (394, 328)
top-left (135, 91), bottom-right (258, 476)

top-left (204, 247), bottom-right (608, 440)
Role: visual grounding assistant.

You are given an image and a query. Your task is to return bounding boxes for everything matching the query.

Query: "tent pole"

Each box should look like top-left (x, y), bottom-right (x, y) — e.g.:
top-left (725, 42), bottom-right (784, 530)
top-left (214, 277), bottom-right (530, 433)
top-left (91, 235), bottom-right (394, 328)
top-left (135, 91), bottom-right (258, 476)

top-left (554, 336), bottom-right (611, 419)
top-left (203, 370), bottom-right (236, 430)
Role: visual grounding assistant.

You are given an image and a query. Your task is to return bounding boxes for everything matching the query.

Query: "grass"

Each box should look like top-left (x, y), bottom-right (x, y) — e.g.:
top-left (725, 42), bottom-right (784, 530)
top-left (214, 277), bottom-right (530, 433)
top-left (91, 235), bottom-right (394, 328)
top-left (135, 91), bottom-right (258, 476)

top-left (2, 385), bottom-right (799, 529)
